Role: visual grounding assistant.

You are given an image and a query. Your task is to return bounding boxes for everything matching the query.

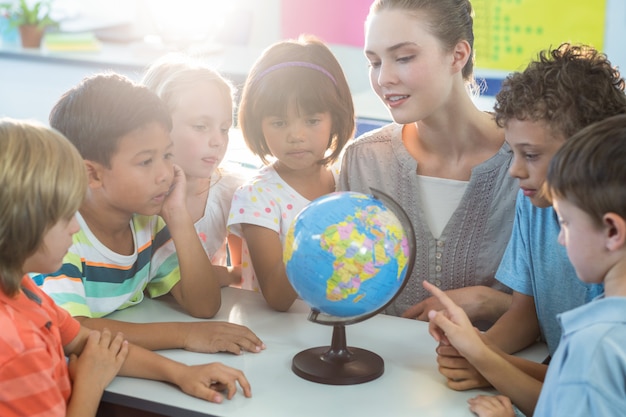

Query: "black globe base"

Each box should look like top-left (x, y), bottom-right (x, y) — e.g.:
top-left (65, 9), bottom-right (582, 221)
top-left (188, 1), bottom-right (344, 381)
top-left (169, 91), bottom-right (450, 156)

top-left (292, 324), bottom-right (384, 385)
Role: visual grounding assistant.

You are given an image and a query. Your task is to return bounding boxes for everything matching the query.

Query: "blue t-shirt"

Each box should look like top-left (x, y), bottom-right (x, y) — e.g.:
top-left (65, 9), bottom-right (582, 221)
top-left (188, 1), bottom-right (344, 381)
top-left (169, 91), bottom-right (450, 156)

top-left (534, 297), bottom-right (626, 416)
top-left (496, 191), bottom-right (603, 356)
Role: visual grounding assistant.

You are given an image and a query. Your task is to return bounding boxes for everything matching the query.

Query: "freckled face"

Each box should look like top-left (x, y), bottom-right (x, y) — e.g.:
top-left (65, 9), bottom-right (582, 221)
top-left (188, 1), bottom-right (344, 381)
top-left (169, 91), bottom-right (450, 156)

top-left (505, 119), bottom-right (565, 208)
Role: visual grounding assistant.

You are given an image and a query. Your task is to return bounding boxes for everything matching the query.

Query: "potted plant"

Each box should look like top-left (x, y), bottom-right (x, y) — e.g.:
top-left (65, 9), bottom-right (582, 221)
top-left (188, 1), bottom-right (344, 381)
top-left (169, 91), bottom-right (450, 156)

top-left (0, 0), bottom-right (57, 48)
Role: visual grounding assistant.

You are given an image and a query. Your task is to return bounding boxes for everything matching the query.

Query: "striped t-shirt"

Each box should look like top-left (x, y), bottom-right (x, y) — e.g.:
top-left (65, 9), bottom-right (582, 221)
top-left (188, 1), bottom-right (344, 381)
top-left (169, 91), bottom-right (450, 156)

top-left (37, 212), bottom-right (180, 318)
top-left (0, 276), bottom-right (80, 417)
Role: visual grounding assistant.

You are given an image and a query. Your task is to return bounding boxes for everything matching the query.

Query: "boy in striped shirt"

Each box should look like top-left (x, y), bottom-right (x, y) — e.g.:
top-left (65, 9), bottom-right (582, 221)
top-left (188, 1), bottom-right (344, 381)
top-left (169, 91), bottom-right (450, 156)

top-left (37, 73), bottom-right (265, 355)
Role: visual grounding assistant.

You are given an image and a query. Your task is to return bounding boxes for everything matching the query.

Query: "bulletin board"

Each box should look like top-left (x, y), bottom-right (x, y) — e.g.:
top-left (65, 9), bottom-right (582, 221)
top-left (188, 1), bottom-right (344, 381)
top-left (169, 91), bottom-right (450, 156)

top-left (472, 0), bottom-right (607, 71)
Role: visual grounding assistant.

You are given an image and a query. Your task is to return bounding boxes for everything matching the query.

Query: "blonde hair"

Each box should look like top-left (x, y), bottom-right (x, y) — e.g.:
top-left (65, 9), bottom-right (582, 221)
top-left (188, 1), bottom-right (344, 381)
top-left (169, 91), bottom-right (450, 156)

top-left (142, 53), bottom-right (235, 116)
top-left (0, 119), bottom-right (87, 296)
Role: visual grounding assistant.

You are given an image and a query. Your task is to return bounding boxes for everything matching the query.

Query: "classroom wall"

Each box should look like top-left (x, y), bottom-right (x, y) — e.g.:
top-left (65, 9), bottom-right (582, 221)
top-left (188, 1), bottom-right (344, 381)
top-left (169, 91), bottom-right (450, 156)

top-left (45, 1), bottom-right (626, 84)
top-left (604, 0), bottom-right (626, 73)
top-left (2, 0), bottom-right (625, 125)
top-left (277, 0), bottom-right (626, 90)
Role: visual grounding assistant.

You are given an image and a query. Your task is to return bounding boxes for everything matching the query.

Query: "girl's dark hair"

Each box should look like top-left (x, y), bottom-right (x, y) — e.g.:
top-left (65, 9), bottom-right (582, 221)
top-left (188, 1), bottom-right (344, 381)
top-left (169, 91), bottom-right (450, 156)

top-left (238, 35), bottom-right (355, 165)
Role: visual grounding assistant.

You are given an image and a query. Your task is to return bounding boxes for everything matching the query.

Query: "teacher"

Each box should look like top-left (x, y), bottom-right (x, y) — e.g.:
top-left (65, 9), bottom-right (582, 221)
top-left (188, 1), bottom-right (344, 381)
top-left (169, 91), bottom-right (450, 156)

top-left (339, 0), bottom-right (517, 322)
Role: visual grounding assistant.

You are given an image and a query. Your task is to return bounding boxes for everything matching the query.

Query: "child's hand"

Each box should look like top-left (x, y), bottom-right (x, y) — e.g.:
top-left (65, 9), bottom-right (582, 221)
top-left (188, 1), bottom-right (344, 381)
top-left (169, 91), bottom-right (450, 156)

top-left (174, 362), bottom-right (252, 403)
top-left (160, 163), bottom-right (188, 224)
top-left (467, 395), bottom-right (515, 417)
top-left (422, 281), bottom-right (486, 361)
top-left (183, 322), bottom-right (266, 354)
top-left (222, 265), bottom-right (242, 287)
top-left (68, 328), bottom-right (128, 391)
top-left (436, 343), bottom-right (492, 390)
top-left (403, 286), bottom-right (506, 322)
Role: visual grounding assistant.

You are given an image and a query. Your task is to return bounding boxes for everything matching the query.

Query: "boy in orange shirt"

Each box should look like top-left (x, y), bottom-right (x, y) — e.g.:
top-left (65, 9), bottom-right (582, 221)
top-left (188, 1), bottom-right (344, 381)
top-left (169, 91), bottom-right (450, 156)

top-left (0, 119), bottom-right (251, 417)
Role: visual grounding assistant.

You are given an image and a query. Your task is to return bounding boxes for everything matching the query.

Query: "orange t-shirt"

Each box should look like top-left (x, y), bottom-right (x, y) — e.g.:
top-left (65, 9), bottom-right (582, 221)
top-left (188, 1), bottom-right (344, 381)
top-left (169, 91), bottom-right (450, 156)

top-left (0, 276), bottom-right (80, 417)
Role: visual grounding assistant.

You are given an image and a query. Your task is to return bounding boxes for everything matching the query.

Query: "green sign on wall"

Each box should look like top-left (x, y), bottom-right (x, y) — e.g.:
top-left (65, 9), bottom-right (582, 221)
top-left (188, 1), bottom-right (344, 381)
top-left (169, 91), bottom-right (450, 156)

top-left (473, 0), bottom-right (606, 71)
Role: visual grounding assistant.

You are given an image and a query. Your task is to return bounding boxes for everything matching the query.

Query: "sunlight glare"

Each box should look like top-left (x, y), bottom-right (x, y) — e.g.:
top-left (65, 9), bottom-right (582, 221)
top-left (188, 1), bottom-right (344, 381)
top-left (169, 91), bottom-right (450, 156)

top-left (145, 0), bottom-right (236, 43)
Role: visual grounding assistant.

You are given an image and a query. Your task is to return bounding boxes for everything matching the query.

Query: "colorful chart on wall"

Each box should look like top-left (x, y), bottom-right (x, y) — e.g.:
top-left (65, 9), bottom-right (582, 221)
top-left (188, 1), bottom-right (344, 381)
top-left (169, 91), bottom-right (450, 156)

top-left (472, 0), bottom-right (606, 71)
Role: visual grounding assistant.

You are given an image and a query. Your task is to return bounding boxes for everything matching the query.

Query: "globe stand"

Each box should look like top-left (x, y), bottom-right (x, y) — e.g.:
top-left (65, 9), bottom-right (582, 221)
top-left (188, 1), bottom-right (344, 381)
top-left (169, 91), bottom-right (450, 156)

top-left (287, 188), bottom-right (416, 386)
top-left (292, 323), bottom-right (384, 385)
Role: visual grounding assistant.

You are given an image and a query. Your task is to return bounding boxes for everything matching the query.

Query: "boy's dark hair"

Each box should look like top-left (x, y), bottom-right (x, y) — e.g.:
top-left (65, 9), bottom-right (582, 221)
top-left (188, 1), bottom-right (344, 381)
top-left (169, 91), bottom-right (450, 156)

top-left (49, 73), bottom-right (172, 167)
top-left (238, 35), bottom-right (355, 165)
top-left (547, 114), bottom-right (626, 228)
top-left (495, 43), bottom-right (626, 138)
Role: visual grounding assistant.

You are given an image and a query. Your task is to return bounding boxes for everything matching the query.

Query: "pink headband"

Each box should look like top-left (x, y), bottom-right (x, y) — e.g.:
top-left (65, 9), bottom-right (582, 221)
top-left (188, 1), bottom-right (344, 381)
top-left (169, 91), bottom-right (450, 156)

top-left (254, 61), bottom-right (337, 86)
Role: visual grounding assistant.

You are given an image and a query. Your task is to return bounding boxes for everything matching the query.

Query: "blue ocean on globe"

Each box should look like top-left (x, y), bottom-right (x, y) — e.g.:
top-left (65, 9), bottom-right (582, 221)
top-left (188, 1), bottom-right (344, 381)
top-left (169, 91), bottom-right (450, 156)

top-left (284, 191), bottom-right (411, 318)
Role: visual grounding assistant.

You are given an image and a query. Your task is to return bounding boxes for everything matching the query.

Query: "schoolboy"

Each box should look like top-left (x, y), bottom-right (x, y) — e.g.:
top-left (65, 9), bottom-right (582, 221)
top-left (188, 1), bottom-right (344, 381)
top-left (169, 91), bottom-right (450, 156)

top-left (425, 114), bottom-right (626, 417)
top-left (434, 43), bottom-right (626, 391)
top-left (38, 73), bottom-right (265, 354)
top-left (0, 119), bottom-right (251, 417)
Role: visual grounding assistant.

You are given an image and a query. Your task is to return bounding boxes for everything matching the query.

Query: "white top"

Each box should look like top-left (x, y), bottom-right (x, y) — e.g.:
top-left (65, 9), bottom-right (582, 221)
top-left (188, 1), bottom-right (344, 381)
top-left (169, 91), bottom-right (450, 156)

top-left (195, 169), bottom-right (247, 266)
top-left (415, 175), bottom-right (468, 239)
top-left (227, 165), bottom-right (310, 291)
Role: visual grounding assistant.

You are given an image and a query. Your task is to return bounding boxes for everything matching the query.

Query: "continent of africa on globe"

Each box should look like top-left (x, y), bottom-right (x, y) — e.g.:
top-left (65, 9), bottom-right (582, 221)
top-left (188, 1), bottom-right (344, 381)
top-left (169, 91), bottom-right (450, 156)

top-left (284, 191), bottom-right (411, 319)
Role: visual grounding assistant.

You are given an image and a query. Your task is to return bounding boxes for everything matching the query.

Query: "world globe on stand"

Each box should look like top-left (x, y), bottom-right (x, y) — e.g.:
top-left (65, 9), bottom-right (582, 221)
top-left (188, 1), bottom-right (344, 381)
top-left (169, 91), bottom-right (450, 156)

top-left (284, 189), bottom-right (416, 385)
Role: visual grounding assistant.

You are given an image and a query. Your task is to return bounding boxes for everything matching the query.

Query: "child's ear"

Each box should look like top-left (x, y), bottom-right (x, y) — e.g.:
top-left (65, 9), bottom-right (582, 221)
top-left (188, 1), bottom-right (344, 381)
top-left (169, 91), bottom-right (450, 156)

top-left (604, 212), bottom-right (626, 251)
top-left (84, 160), bottom-right (104, 188)
top-left (451, 40), bottom-right (471, 74)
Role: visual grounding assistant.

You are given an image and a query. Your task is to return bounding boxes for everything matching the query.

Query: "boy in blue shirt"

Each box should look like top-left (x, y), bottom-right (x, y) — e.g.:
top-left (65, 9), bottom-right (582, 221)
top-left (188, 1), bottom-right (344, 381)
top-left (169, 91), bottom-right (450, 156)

top-left (39, 73), bottom-right (265, 354)
top-left (486, 44), bottom-right (625, 357)
top-left (425, 114), bottom-right (626, 417)
top-left (434, 44), bottom-right (626, 394)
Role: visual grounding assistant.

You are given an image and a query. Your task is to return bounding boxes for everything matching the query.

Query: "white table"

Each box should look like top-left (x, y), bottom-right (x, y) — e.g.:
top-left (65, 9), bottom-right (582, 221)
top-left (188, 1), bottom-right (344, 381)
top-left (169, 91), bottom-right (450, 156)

top-left (103, 288), bottom-right (546, 417)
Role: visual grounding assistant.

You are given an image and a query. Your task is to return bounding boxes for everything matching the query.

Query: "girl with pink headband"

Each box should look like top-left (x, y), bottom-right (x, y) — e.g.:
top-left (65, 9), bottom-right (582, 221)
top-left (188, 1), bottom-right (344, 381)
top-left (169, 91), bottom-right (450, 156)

top-left (228, 35), bottom-right (355, 311)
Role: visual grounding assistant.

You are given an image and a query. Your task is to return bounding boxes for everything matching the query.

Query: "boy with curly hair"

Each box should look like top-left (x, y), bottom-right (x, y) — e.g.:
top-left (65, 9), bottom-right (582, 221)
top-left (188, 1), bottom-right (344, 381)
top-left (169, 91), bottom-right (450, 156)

top-left (432, 43), bottom-right (626, 415)
top-left (426, 113), bottom-right (626, 417)
top-left (489, 43), bottom-right (626, 355)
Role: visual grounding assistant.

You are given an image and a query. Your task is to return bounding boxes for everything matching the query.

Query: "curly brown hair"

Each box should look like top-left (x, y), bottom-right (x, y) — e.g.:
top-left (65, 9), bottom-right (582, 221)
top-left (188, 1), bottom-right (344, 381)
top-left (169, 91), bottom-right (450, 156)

top-left (494, 43), bottom-right (626, 138)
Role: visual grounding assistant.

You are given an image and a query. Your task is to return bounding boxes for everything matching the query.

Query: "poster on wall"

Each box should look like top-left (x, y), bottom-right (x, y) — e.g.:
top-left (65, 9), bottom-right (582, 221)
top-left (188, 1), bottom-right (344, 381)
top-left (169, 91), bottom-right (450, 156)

top-left (472, 0), bottom-right (607, 71)
top-left (280, 0), bottom-right (607, 74)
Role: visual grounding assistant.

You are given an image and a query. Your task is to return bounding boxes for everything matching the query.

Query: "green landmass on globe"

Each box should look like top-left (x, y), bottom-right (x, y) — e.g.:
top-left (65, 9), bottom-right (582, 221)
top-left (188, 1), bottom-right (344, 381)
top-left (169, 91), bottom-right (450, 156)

top-left (284, 192), bottom-right (411, 318)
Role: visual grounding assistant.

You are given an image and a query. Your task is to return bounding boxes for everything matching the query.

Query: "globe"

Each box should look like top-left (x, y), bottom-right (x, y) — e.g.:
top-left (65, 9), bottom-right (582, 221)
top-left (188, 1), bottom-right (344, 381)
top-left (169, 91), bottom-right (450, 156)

top-left (283, 190), bottom-right (416, 385)
top-left (284, 191), bottom-right (412, 320)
